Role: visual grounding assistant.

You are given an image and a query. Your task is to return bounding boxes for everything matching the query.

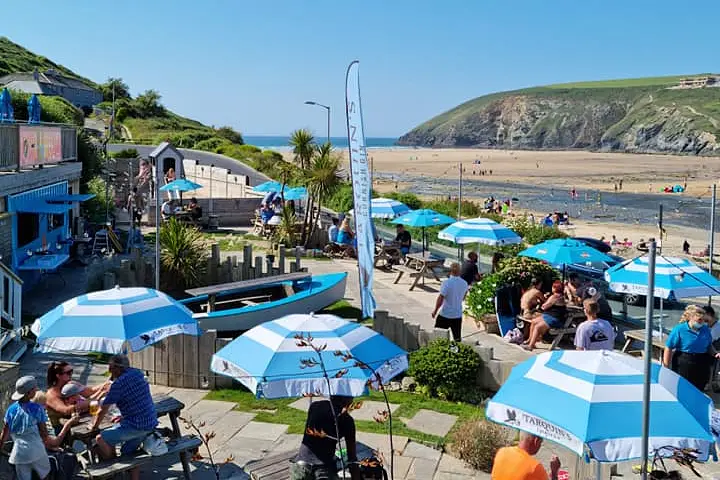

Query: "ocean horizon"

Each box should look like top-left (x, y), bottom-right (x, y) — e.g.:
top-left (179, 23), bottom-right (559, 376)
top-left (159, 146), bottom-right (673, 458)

top-left (243, 135), bottom-right (402, 150)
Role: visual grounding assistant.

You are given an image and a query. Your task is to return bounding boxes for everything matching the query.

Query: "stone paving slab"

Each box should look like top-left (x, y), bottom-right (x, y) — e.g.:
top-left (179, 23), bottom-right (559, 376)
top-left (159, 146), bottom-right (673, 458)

top-left (436, 454), bottom-right (476, 475)
top-left (183, 399), bottom-right (237, 426)
top-left (356, 431), bottom-right (409, 456)
top-left (289, 397), bottom-right (401, 422)
top-left (235, 421), bottom-right (288, 442)
top-left (208, 411), bottom-right (257, 454)
top-left (404, 409), bottom-right (458, 438)
top-left (166, 387), bottom-right (208, 410)
top-left (268, 433), bottom-right (304, 454)
top-left (405, 457), bottom-right (440, 480)
top-left (403, 442), bottom-right (443, 462)
top-left (387, 454), bottom-right (414, 479)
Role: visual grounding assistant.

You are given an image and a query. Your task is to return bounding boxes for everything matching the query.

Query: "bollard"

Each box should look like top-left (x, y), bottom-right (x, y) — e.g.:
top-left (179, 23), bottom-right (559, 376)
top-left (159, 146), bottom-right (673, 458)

top-left (278, 245), bottom-right (286, 274)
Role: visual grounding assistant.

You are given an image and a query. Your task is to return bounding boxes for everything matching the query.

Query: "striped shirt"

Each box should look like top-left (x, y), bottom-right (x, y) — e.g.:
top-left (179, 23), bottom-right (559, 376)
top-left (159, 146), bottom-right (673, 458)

top-left (104, 368), bottom-right (157, 431)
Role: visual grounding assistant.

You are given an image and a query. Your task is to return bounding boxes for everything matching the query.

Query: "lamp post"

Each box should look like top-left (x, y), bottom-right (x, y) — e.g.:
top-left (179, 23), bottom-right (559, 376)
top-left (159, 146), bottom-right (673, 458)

top-left (304, 101), bottom-right (330, 145)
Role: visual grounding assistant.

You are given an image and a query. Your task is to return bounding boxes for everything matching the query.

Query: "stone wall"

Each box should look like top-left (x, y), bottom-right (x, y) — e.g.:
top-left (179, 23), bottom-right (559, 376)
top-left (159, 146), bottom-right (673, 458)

top-left (146, 197), bottom-right (259, 227)
top-left (372, 311), bottom-right (515, 391)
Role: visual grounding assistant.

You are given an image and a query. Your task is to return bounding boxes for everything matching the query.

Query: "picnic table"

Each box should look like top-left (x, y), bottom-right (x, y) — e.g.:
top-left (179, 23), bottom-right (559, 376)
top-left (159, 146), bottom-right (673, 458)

top-left (374, 241), bottom-right (402, 268)
top-left (620, 328), bottom-right (666, 359)
top-left (393, 252), bottom-right (445, 291)
top-left (515, 304), bottom-right (587, 350)
top-left (70, 395), bottom-right (200, 479)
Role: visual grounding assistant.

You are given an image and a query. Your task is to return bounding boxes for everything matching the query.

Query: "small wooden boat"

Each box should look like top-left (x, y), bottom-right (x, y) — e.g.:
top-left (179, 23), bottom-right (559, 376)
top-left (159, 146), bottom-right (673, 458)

top-left (180, 272), bottom-right (347, 332)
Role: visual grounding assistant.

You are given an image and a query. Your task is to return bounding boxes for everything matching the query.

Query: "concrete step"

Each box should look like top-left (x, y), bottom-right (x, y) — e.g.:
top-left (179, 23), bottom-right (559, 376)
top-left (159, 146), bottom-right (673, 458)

top-left (1, 339), bottom-right (27, 362)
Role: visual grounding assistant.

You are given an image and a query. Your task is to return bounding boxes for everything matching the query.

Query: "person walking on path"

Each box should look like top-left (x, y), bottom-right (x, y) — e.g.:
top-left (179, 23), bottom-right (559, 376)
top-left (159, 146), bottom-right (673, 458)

top-left (460, 251), bottom-right (482, 285)
top-left (432, 263), bottom-right (469, 341)
top-left (491, 431), bottom-right (561, 480)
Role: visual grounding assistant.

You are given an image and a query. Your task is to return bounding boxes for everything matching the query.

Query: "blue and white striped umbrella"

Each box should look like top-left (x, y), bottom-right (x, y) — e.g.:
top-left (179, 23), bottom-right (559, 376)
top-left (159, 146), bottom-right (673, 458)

top-left (349, 198), bottom-right (411, 219)
top-left (438, 217), bottom-right (522, 246)
top-left (31, 287), bottom-right (200, 354)
top-left (211, 313), bottom-right (408, 398)
top-left (604, 255), bottom-right (720, 299)
top-left (488, 350), bottom-right (714, 462)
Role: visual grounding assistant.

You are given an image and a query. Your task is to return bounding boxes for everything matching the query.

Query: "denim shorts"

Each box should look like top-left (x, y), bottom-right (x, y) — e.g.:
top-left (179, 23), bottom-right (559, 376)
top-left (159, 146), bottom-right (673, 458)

top-left (542, 313), bottom-right (564, 329)
top-left (101, 423), bottom-right (153, 455)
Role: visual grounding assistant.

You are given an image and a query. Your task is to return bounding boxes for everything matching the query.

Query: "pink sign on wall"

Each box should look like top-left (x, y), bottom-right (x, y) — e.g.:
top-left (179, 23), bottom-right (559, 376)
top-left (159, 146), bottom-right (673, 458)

top-left (19, 126), bottom-right (63, 167)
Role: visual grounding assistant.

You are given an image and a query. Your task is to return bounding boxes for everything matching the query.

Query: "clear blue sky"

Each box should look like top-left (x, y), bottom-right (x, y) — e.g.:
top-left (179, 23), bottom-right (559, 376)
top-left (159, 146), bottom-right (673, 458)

top-left (3, 0), bottom-right (719, 137)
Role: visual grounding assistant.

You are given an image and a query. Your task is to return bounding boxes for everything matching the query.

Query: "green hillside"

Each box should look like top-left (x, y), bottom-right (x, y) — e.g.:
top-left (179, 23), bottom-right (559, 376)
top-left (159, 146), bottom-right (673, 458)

top-left (398, 74), bottom-right (720, 154)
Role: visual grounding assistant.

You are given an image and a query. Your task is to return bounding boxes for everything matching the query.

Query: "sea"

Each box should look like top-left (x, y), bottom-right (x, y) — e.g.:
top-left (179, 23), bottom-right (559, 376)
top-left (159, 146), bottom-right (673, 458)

top-left (243, 136), bottom-right (400, 151)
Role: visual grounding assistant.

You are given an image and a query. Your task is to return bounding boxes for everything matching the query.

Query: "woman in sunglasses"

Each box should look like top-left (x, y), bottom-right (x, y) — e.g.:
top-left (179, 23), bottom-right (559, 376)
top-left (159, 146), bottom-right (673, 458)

top-left (44, 361), bottom-right (109, 435)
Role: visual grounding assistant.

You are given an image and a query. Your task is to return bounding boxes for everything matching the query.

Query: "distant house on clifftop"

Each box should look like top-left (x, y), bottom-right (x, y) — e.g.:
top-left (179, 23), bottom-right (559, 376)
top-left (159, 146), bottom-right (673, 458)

top-left (0, 68), bottom-right (102, 109)
top-left (674, 75), bottom-right (720, 89)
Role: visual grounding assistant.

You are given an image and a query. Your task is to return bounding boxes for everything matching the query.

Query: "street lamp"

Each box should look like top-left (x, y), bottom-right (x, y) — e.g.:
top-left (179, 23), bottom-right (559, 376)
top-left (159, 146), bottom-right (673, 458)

top-left (304, 101), bottom-right (330, 145)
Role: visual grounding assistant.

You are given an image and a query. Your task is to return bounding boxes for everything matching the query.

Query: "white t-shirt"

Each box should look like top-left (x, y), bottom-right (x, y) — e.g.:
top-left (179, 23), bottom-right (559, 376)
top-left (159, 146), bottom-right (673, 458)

top-left (161, 202), bottom-right (173, 216)
top-left (439, 276), bottom-right (469, 319)
top-left (574, 318), bottom-right (616, 351)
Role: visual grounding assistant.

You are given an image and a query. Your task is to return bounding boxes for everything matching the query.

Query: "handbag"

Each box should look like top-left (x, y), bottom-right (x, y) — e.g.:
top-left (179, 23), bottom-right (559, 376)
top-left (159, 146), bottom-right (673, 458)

top-left (47, 449), bottom-right (79, 480)
top-left (142, 431), bottom-right (168, 456)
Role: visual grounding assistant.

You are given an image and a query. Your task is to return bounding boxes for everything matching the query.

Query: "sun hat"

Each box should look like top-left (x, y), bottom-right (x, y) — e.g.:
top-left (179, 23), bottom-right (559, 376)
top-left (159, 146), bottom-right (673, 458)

top-left (61, 382), bottom-right (84, 398)
top-left (12, 376), bottom-right (37, 401)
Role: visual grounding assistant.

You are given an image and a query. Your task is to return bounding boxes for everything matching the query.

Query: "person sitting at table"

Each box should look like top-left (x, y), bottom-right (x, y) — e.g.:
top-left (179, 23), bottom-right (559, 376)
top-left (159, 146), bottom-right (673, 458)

top-left (520, 278), bottom-right (545, 320)
top-left (524, 280), bottom-right (566, 351)
top-left (574, 300), bottom-right (616, 351)
top-left (565, 273), bottom-right (613, 321)
top-left (93, 355), bottom-right (157, 480)
top-left (187, 197), bottom-right (202, 221)
top-left (291, 396), bottom-right (361, 480)
top-left (328, 218), bottom-right (339, 243)
top-left (337, 218), bottom-right (355, 246)
top-left (663, 305), bottom-right (720, 391)
top-left (45, 361), bottom-right (108, 435)
top-left (1, 376), bottom-right (79, 480)
top-left (161, 199), bottom-right (175, 221)
top-left (261, 204), bottom-right (275, 224)
top-left (394, 224), bottom-right (412, 255)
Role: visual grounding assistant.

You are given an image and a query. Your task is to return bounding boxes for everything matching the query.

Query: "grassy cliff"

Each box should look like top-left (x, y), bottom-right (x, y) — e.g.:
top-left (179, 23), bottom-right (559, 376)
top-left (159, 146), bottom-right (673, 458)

top-left (398, 75), bottom-right (720, 154)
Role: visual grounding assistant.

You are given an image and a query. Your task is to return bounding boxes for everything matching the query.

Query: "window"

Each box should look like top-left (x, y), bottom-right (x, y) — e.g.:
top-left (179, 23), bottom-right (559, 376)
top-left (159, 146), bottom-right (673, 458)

top-left (48, 213), bottom-right (64, 231)
top-left (17, 213), bottom-right (39, 247)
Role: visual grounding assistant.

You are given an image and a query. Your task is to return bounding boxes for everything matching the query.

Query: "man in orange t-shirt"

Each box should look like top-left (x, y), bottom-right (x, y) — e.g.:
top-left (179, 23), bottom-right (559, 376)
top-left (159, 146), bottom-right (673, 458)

top-left (491, 432), bottom-right (561, 480)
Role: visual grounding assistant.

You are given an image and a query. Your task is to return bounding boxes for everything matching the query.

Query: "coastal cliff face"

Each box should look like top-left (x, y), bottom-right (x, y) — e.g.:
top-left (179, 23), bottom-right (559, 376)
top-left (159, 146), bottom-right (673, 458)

top-left (398, 79), bottom-right (720, 155)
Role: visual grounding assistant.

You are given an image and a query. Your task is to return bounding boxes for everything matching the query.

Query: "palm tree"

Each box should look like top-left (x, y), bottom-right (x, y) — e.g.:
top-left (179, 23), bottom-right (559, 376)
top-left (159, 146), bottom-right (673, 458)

top-left (272, 205), bottom-right (299, 248)
top-left (289, 129), bottom-right (315, 170)
top-left (303, 143), bottom-right (343, 246)
top-left (159, 218), bottom-right (208, 295)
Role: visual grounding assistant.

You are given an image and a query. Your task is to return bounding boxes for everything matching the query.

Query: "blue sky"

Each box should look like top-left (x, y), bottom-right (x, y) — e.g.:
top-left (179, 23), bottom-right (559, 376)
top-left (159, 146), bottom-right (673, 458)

top-left (3, 0), bottom-right (719, 137)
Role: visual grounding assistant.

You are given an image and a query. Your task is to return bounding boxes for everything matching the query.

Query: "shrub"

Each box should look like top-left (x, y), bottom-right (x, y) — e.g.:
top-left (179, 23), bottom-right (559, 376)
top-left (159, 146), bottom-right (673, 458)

top-left (326, 184), bottom-right (354, 213)
top-left (408, 339), bottom-right (481, 401)
top-left (214, 126), bottom-right (244, 145)
top-left (503, 216), bottom-right (567, 245)
top-left (385, 192), bottom-right (422, 210)
top-left (83, 177), bottom-right (114, 224)
top-left (160, 218), bottom-right (208, 295)
top-left (109, 148), bottom-right (139, 159)
top-left (451, 419), bottom-right (509, 472)
top-left (194, 137), bottom-right (230, 152)
top-left (465, 256), bottom-right (558, 317)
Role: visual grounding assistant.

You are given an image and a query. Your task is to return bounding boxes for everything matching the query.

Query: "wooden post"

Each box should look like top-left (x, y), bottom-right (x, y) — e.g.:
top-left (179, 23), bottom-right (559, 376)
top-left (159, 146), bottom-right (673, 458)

top-left (198, 330), bottom-right (217, 390)
top-left (223, 257), bottom-right (232, 283)
top-left (254, 256), bottom-right (264, 278)
top-left (242, 245), bottom-right (252, 280)
top-left (208, 294), bottom-right (216, 312)
top-left (295, 246), bottom-right (302, 271)
top-left (102, 272), bottom-right (116, 290)
top-left (290, 261), bottom-right (297, 273)
top-left (266, 257), bottom-right (273, 278)
top-left (278, 245), bottom-right (286, 274)
top-left (209, 243), bottom-right (220, 285)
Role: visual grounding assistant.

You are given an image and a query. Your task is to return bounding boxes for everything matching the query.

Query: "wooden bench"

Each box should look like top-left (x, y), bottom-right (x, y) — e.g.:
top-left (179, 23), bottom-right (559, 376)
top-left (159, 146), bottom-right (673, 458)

top-left (78, 436), bottom-right (202, 479)
top-left (516, 308), bottom-right (584, 350)
top-left (245, 450), bottom-right (295, 480)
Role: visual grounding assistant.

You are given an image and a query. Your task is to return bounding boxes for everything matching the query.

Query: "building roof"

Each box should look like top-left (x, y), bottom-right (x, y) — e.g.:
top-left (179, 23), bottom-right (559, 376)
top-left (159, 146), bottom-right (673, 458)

top-left (149, 142), bottom-right (183, 159)
top-left (0, 70), bottom-right (98, 93)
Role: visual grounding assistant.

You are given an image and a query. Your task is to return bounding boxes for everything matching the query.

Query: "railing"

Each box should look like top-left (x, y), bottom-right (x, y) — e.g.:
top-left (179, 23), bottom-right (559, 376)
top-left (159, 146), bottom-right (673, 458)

top-left (0, 260), bottom-right (24, 361)
top-left (0, 122), bottom-right (78, 171)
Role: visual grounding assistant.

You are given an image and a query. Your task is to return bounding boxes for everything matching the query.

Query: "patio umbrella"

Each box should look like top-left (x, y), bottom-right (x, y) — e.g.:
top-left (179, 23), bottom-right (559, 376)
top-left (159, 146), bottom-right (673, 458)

top-left (31, 286), bottom-right (200, 354)
top-left (252, 180), bottom-right (282, 193)
top-left (211, 313), bottom-right (408, 398)
top-left (349, 198), bottom-right (411, 219)
top-left (392, 209), bottom-right (455, 253)
top-left (487, 350), bottom-right (714, 462)
top-left (159, 178), bottom-right (202, 206)
top-left (438, 217), bottom-right (522, 246)
top-left (282, 186), bottom-right (307, 201)
top-left (605, 255), bottom-right (720, 337)
top-left (519, 238), bottom-right (613, 269)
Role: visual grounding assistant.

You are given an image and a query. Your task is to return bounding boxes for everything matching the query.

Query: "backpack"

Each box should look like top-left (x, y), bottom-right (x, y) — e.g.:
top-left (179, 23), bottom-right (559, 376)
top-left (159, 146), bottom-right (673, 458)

top-left (47, 450), bottom-right (79, 480)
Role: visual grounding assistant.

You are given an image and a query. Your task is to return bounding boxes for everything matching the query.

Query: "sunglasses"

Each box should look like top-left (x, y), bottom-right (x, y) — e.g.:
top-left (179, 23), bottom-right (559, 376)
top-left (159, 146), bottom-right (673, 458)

top-left (62, 369), bottom-right (73, 375)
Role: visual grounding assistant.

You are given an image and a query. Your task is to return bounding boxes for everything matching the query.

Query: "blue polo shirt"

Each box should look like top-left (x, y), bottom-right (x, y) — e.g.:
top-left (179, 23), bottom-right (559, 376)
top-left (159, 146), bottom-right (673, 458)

top-left (104, 368), bottom-right (157, 431)
top-left (666, 322), bottom-right (712, 354)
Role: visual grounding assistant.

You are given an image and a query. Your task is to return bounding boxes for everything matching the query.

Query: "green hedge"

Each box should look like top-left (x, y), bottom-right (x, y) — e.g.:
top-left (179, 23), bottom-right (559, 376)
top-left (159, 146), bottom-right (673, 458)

top-left (408, 339), bottom-right (481, 401)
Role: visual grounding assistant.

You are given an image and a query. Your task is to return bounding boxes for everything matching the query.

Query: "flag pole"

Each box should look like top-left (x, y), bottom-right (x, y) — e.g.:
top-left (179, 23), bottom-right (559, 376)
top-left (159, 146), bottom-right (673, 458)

top-left (709, 183), bottom-right (717, 306)
top-left (640, 240), bottom-right (657, 480)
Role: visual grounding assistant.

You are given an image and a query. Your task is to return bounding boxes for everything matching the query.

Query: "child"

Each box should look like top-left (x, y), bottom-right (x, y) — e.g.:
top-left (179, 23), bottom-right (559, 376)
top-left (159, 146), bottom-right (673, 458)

top-left (1, 376), bottom-right (77, 480)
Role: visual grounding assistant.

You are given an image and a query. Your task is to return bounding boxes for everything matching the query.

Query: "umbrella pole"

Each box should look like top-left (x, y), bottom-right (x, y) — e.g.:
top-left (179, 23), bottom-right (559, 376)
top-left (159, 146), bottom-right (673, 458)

top-left (659, 298), bottom-right (663, 340)
top-left (640, 241), bottom-right (657, 480)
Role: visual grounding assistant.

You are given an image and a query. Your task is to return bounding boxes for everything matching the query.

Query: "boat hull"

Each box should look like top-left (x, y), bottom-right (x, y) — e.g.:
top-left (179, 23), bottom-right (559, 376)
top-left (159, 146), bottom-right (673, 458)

top-left (190, 272), bottom-right (347, 332)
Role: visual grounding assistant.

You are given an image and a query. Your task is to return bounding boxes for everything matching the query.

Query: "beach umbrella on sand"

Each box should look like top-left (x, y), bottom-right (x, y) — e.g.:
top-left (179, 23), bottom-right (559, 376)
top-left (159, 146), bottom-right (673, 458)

top-left (438, 217), bottom-right (521, 246)
top-left (31, 286), bottom-right (200, 354)
top-left (392, 209), bottom-right (455, 253)
top-left (519, 238), bottom-right (613, 269)
top-left (211, 313), bottom-right (408, 398)
top-left (488, 350), bottom-right (714, 463)
top-left (349, 198), bottom-right (411, 219)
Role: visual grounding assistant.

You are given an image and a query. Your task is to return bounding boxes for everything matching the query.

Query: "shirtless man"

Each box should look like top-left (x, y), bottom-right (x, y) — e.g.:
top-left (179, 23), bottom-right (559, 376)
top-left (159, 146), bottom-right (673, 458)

top-left (520, 278), bottom-right (545, 337)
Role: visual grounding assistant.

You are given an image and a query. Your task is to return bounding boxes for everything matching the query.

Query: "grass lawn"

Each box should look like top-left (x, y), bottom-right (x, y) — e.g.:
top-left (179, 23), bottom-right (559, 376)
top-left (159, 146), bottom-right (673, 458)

top-left (206, 389), bottom-right (483, 448)
top-left (319, 300), bottom-right (363, 320)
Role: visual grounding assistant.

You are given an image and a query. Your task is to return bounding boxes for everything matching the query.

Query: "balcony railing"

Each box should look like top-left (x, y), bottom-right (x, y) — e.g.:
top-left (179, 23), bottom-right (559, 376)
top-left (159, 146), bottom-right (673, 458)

top-left (0, 122), bottom-right (78, 171)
